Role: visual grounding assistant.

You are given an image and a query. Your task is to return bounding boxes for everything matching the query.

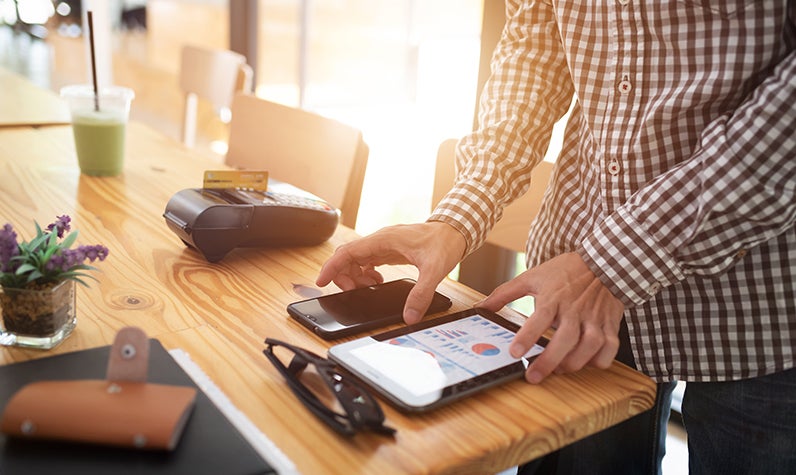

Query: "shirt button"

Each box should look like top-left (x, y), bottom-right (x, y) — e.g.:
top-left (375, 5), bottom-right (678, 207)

top-left (618, 0), bottom-right (629, 4)
top-left (608, 159), bottom-right (621, 175)
top-left (648, 282), bottom-right (662, 295)
top-left (736, 248), bottom-right (747, 259)
top-left (618, 78), bottom-right (632, 94)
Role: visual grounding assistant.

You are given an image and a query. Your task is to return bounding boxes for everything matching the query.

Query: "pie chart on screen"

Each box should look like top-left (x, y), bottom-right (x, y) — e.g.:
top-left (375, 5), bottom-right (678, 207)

top-left (472, 343), bottom-right (500, 356)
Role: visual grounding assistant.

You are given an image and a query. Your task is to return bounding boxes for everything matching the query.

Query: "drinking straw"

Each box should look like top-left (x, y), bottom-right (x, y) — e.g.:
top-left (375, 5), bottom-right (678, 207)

top-left (87, 11), bottom-right (100, 111)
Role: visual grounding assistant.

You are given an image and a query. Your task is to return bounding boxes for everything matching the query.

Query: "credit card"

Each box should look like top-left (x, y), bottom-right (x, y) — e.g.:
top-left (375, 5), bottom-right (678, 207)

top-left (203, 170), bottom-right (269, 190)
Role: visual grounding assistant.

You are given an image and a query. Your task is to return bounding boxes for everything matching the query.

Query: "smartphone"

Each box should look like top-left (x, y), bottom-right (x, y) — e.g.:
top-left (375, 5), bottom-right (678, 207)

top-left (287, 278), bottom-right (453, 339)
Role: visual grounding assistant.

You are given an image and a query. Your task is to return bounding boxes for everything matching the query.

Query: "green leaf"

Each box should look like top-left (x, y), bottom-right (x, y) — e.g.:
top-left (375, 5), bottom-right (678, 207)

top-left (24, 270), bottom-right (44, 283)
top-left (15, 263), bottom-right (36, 274)
top-left (61, 271), bottom-right (95, 286)
top-left (61, 231), bottom-right (78, 249)
top-left (69, 264), bottom-right (98, 272)
top-left (27, 234), bottom-right (49, 251)
top-left (43, 246), bottom-right (58, 261)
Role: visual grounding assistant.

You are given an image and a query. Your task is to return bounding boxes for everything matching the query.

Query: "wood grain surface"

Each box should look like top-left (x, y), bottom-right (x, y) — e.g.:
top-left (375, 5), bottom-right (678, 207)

top-left (0, 67), bottom-right (71, 128)
top-left (0, 119), bottom-right (655, 474)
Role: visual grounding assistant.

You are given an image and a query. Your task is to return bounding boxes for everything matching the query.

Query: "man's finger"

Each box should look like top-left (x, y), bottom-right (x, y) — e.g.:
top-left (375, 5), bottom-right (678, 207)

top-left (556, 322), bottom-right (604, 373)
top-left (510, 301), bottom-right (555, 358)
top-left (402, 273), bottom-right (444, 324)
top-left (478, 270), bottom-right (538, 312)
top-left (524, 316), bottom-right (579, 384)
top-left (588, 323), bottom-right (621, 369)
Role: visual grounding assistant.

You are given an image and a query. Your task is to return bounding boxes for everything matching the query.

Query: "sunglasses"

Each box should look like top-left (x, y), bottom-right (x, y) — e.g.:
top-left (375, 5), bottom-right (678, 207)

top-left (263, 338), bottom-right (396, 437)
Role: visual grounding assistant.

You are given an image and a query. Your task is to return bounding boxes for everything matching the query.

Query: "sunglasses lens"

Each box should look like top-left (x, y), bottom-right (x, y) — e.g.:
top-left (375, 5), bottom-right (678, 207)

top-left (330, 372), bottom-right (381, 424)
top-left (298, 364), bottom-right (348, 415)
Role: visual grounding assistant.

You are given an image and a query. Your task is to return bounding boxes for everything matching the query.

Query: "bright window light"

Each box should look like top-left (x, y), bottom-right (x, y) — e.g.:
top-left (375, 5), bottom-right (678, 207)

top-left (55, 2), bottom-right (71, 17)
top-left (1, 0), bottom-right (18, 25)
top-left (17, 0), bottom-right (54, 25)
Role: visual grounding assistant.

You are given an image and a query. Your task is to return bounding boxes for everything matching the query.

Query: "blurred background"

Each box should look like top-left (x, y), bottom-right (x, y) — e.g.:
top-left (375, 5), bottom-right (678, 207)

top-left (0, 0), bottom-right (485, 236)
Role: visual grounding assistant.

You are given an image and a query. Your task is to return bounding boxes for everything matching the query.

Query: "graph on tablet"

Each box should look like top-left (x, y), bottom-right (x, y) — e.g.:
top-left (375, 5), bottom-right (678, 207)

top-left (349, 314), bottom-right (544, 397)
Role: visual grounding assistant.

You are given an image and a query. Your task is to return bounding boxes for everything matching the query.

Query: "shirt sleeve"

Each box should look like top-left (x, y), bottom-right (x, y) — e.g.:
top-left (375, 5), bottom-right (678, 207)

top-left (428, 0), bottom-right (574, 256)
top-left (580, 49), bottom-right (796, 307)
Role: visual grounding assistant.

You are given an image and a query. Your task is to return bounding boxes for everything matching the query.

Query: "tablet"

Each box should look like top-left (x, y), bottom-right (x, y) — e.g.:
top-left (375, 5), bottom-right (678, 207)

top-left (327, 307), bottom-right (547, 412)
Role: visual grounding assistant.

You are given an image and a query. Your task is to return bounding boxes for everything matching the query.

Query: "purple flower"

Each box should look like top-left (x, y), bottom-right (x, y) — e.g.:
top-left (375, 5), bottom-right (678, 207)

top-left (79, 244), bottom-right (109, 262)
top-left (66, 249), bottom-right (83, 268)
top-left (43, 245), bottom-right (110, 273)
top-left (0, 223), bottom-right (19, 273)
top-left (46, 215), bottom-right (71, 238)
top-left (45, 254), bottom-right (65, 272)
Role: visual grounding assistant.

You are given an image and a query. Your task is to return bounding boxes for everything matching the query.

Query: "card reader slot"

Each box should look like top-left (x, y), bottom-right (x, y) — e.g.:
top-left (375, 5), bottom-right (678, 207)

top-left (207, 189), bottom-right (254, 204)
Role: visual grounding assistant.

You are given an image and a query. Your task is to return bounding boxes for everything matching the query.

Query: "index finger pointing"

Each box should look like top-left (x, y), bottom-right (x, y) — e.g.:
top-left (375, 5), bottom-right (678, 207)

top-left (316, 243), bottom-right (369, 287)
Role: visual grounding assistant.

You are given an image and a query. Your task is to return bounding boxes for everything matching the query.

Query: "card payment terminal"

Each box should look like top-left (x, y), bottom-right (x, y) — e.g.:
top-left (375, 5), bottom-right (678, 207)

top-left (163, 181), bottom-right (339, 262)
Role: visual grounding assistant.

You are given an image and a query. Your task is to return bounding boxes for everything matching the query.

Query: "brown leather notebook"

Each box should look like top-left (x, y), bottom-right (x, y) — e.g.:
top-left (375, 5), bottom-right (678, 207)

top-left (0, 339), bottom-right (275, 475)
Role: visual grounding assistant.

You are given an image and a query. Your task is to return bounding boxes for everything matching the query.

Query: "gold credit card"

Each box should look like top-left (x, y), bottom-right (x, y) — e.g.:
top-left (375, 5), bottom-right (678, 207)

top-left (203, 170), bottom-right (269, 190)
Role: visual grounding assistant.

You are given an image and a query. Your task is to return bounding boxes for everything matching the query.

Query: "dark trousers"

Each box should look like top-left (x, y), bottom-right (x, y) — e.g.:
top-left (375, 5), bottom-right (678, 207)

top-left (518, 319), bottom-right (674, 475)
top-left (519, 321), bottom-right (796, 475)
top-left (683, 366), bottom-right (796, 475)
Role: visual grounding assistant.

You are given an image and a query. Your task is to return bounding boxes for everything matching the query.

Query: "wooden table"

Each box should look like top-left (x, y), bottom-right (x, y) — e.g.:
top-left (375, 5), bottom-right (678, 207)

top-left (0, 122), bottom-right (655, 474)
top-left (0, 67), bottom-right (71, 127)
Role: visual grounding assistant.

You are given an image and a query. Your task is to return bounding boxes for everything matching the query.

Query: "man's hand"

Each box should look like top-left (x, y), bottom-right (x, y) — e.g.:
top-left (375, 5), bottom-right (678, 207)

top-left (478, 252), bottom-right (625, 384)
top-left (317, 222), bottom-right (466, 324)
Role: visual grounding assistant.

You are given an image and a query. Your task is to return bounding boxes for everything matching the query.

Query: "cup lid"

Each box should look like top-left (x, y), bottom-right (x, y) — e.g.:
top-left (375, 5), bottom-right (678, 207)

top-left (60, 85), bottom-right (135, 100)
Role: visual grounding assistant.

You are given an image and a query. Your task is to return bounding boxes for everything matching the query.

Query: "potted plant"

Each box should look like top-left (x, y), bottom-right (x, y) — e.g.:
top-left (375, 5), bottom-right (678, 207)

top-left (0, 215), bottom-right (109, 349)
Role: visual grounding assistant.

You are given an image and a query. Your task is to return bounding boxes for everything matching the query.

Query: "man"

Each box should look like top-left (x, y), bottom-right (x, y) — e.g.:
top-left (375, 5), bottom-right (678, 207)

top-left (318, 2), bottom-right (795, 473)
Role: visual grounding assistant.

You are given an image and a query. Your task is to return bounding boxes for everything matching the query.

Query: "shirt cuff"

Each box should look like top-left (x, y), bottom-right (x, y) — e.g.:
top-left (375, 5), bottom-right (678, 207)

top-left (578, 206), bottom-right (686, 307)
top-left (428, 197), bottom-right (487, 258)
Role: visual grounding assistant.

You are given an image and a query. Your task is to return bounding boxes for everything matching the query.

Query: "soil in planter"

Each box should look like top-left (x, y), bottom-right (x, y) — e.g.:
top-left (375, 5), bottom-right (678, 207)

top-left (0, 283), bottom-right (74, 336)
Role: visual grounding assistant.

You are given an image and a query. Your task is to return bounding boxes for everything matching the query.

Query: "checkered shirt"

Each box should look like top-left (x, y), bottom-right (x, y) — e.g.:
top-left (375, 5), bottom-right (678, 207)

top-left (429, 0), bottom-right (796, 382)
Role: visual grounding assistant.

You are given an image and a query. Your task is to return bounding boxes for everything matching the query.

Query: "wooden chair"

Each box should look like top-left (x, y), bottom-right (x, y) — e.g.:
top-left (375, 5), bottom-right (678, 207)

top-left (432, 138), bottom-right (553, 293)
top-left (178, 45), bottom-right (253, 148)
top-left (226, 93), bottom-right (369, 229)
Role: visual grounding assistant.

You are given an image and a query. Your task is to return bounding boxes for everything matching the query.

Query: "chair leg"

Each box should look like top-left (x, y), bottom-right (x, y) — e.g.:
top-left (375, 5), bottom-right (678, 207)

top-left (182, 93), bottom-right (198, 147)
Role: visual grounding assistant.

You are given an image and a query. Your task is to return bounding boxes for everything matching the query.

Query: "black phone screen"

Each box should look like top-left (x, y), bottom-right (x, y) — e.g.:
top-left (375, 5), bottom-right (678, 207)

top-left (287, 278), bottom-right (452, 338)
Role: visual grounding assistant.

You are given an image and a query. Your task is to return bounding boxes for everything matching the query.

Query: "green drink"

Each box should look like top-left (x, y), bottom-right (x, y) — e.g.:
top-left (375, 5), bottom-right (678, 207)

top-left (61, 85), bottom-right (135, 177)
top-left (71, 111), bottom-right (127, 176)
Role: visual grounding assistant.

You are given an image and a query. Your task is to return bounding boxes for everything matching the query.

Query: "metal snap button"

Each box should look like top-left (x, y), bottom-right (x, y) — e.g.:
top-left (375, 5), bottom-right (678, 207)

top-left (121, 343), bottom-right (136, 359)
top-left (20, 419), bottom-right (36, 435)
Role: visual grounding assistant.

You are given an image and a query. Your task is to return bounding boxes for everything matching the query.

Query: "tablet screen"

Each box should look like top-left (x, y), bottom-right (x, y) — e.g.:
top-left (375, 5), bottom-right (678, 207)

top-left (328, 308), bottom-right (546, 412)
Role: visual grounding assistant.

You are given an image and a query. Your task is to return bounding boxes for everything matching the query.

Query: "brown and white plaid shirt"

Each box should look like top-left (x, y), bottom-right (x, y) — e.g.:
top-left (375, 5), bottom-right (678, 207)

top-left (430, 0), bottom-right (795, 382)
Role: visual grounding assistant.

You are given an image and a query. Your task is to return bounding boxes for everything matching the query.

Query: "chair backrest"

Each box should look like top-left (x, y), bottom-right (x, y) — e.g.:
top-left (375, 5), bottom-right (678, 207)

top-left (432, 138), bottom-right (553, 254)
top-left (179, 45), bottom-right (253, 147)
top-left (226, 93), bottom-right (369, 229)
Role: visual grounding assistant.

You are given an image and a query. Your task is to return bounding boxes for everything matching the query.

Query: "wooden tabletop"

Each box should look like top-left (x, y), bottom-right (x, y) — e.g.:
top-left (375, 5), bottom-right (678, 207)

top-left (0, 122), bottom-right (655, 474)
top-left (0, 67), bottom-right (71, 128)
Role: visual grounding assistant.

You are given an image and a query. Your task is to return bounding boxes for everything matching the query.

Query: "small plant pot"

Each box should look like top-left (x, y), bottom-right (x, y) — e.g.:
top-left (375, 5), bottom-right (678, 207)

top-left (0, 280), bottom-right (77, 350)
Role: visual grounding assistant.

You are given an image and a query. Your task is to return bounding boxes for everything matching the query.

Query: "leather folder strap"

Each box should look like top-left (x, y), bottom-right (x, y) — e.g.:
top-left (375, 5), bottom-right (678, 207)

top-left (1, 379), bottom-right (196, 450)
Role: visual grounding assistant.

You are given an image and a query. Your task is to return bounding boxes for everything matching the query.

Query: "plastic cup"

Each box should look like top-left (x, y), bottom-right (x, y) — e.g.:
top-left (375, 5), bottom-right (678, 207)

top-left (60, 85), bottom-right (135, 177)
